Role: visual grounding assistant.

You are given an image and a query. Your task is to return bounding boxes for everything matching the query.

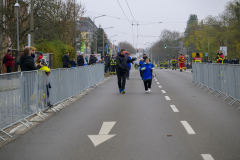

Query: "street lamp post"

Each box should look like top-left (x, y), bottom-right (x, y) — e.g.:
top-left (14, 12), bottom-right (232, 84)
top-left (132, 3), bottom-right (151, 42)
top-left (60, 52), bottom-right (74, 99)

top-left (14, 1), bottom-right (20, 51)
top-left (102, 27), bottom-right (113, 57)
top-left (93, 15), bottom-right (105, 54)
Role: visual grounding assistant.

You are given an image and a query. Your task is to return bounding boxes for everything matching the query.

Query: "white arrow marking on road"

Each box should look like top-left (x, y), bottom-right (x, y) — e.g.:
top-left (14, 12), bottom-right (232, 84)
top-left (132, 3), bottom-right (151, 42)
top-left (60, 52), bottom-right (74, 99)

top-left (88, 122), bottom-right (116, 147)
top-left (161, 90), bottom-right (166, 94)
top-left (201, 154), bottom-right (214, 160)
top-left (158, 86), bottom-right (162, 88)
top-left (157, 82), bottom-right (160, 84)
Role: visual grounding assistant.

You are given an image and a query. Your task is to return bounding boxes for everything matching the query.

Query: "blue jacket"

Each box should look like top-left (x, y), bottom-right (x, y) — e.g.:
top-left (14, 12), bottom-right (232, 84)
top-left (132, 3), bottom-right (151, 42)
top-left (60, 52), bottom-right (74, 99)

top-left (127, 57), bottom-right (132, 68)
top-left (139, 61), bottom-right (144, 70)
top-left (140, 63), bottom-right (154, 80)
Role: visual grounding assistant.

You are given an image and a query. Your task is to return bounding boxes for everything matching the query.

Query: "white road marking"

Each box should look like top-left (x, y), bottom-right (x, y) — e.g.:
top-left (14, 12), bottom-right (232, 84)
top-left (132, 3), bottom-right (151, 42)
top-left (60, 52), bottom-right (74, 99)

top-left (158, 86), bottom-right (162, 88)
top-left (88, 135), bottom-right (116, 147)
top-left (201, 154), bottom-right (214, 160)
top-left (88, 121), bottom-right (116, 147)
top-left (165, 96), bottom-right (170, 100)
top-left (99, 122), bottom-right (116, 135)
top-left (170, 105), bottom-right (179, 112)
top-left (181, 121), bottom-right (196, 134)
top-left (157, 82), bottom-right (160, 84)
top-left (161, 90), bottom-right (166, 93)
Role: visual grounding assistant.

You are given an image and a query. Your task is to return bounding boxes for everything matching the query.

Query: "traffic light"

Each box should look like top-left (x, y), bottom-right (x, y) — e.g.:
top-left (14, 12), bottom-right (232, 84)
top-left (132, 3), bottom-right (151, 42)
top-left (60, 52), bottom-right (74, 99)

top-left (164, 44), bottom-right (167, 48)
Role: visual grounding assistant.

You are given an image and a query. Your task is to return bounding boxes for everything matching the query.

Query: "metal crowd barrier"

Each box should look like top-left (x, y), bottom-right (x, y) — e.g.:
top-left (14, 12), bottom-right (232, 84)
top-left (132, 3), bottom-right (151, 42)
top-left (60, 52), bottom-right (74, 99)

top-left (0, 64), bottom-right (104, 140)
top-left (192, 63), bottom-right (240, 107)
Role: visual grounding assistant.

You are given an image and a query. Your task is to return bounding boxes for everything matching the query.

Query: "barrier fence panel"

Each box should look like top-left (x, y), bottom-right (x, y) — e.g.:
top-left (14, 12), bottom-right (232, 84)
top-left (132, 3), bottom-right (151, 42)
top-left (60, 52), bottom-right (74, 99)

top-left (0, 72), bottom-right (21, 130)
top-left (235, 66), bottom-right (240, 101)
top-left (196, 63), bottom-right (201, 83)
top-left (192, 63), bottom-right (240, 105)
top-left (203, 64), bottom-right (209, 87)
top-left (220, 64), bottom-right (228, 96)
top-left (208, 64), bottom-right (214, 89)
top-left (227, 65), bottom-right (236, 99)
top-left (0, 64), bottom-right (104, 135)
top-left (21, 71), bottom-right (39, 118)
top-left (38, 70), bottom-right (47, 111)
top-left (213, 64), bottom-right (221, 92)
top-left (192, 63), bottom-right (197, 82)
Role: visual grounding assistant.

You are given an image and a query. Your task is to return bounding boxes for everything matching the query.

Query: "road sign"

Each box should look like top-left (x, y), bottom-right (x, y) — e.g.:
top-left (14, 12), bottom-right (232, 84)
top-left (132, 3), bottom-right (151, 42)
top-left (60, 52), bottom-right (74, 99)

top-left (192, 53), bottom-right (203, 58)
top-left (205, 53), bottom-right (208, 56)
top-left (88, 121), bottom-right (116, 147)
top-left (220, 46), bottom-right (227, 56)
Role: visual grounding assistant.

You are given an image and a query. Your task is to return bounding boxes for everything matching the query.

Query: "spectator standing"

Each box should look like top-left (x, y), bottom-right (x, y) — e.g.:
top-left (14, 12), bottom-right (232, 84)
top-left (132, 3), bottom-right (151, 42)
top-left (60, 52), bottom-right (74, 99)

top-left (5, 49), bottom-right (15, 73)
top-left (62, 52), bottom-right (70, 68)
top-left (228, 58), bottom-right (232, 64)
top-left (39, 59), bottom-right (52, 108)
top-left (29, 46), bottom-right (36, 63)
top-left (77, 54), bottom-right (84, 66)
top-left (104, 54), bottom-right (110, 73)
top-left (89, 53), bottom-right (96, 65)
top-left (36, 52), bottom-right (43, 63)
top-left (232, 57), bottom-right (239, 64)
top-left (70, 59), bottom-right (77, 68)
top-left (20, 47), bottom-right (42, 71)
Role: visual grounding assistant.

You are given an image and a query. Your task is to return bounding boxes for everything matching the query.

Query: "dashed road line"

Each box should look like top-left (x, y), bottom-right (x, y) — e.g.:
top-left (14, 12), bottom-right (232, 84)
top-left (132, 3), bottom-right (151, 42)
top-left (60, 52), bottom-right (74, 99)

top-left (158, 86), bottom-right (162, 88)
top-left (181, 121), bottom-right (196, 134)
top-left (201, 154), bottom-right (214, 160)
top-left (157, 82), bottom-right (160, 85)
top-left (170, 105), bottom-right (179, 112)
top-left (165, 96), bottom-right (170, 100)
top-left (161, 90), bottom-right (166, 94)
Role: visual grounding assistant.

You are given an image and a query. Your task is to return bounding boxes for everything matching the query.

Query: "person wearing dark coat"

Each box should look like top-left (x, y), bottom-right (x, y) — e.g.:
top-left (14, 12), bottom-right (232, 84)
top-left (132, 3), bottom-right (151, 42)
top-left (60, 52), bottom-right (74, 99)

top-left (62, 52), bottom-right (70, 68)
top-left (20, 47), bottom-right (42, 72)
top-left (77, 54), bottom-right (84, 66)
top-left (70, 59), bottom-right (77, 68)
top-left (88, 53), bottom-right (96, 65)
top-left (104, 54), bottom-right (111, 73)
top-left (5, 49), bottom-right (15, 73)
top-left (116, 49), bottom-right (136, 94)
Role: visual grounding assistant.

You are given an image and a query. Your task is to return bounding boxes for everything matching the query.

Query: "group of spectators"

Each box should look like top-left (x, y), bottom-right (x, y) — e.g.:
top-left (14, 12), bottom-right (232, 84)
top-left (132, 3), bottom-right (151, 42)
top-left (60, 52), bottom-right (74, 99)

top-left (1, 47), bottom-right (44, 73)
top-left (62, 52), bottom-right (99, 68)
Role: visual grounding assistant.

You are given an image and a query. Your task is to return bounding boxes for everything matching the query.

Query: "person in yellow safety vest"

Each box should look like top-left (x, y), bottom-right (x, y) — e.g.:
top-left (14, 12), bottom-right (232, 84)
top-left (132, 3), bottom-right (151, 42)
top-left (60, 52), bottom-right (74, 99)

top-left (160, 61), bottom-right (163, 69)
top-left (110, 55), bottom-right (117, 75)
top-left (192, 52), bottom-right (202, 63)
top-left (39, 58), bottom-right (52, 108)
top-left (216, 50), bottom-right (225, 64)
top-left (171, 57), bottom-right (177, 70)
top-left (178, 54), bottom-right (186, 72)
top-left (155, 64), bottom-right (157, 69)
top-left (164, 60), bottom-right (168, 69)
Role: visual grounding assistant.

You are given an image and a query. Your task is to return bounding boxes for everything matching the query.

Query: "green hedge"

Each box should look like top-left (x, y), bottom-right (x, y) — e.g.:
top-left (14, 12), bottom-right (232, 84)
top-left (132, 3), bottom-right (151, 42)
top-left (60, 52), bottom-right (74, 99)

top-left (35, 39), bottom-right (74, 69)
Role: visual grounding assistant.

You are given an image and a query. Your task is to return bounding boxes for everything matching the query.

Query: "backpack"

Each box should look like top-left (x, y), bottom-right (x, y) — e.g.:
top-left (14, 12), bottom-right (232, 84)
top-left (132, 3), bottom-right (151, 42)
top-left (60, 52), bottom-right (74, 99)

top-left (2, 55), bottom-right (6, 64)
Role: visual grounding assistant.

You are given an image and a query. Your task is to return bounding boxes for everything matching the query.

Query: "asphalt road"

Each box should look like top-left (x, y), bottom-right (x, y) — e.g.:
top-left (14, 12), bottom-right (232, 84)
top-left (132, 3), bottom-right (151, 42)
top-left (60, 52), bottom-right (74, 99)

top-left (0, 69), bottom-right (240, 160)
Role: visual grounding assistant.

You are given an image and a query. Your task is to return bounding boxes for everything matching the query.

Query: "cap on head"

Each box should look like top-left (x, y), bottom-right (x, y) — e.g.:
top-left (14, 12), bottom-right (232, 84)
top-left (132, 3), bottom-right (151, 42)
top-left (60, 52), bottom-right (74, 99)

top-left (7, 49), bottom-right (11, 53)
top-left (196, 52), bottom-right (200, 56)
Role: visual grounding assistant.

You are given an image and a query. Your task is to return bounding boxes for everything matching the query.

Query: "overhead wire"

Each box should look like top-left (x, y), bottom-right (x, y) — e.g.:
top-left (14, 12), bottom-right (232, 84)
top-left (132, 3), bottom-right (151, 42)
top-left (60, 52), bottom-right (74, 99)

top-left (116, 0), bottom-right (132, 25)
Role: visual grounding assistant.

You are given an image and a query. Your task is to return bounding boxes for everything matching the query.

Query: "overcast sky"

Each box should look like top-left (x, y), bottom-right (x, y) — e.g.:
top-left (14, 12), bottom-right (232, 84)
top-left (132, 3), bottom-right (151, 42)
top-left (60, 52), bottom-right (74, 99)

top-left (78, 0), bottom-right (230, 48)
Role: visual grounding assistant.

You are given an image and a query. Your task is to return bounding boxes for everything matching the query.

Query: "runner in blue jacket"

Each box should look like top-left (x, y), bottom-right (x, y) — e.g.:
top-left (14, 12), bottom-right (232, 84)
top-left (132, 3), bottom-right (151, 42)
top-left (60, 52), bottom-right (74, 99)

top-left (140, 58), bottom-right (154, 93)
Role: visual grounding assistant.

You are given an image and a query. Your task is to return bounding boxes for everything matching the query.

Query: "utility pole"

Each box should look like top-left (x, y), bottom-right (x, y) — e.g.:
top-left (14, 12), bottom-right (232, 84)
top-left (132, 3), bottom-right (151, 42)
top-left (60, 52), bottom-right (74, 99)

top-left (74, 0), bottom-right (76, 61)
top-left (102, 28), bottom-right (104, 57)
top-left (30, 0), bottom-right (34, 46)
